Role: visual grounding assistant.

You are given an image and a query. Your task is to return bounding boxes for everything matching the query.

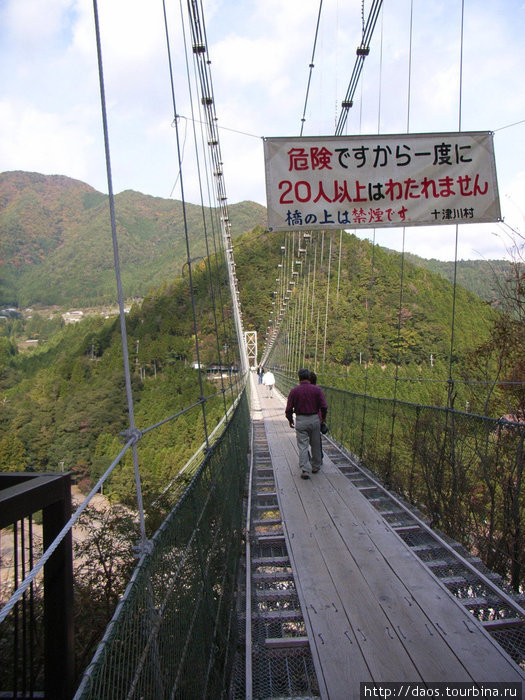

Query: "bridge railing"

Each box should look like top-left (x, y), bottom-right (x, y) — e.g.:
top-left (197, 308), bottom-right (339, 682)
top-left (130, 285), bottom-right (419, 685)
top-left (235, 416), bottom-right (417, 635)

top-left (0, 473), bottom-right (74, 700)
top-left (73, 387), bottom-right (250, 700)
top-left (276, 371), bottom-right (525, 592)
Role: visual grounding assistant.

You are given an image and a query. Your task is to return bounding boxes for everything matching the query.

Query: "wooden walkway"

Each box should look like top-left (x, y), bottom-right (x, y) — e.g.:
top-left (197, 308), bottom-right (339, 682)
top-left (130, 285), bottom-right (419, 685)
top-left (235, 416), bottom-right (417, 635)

top-left (253, 381), bottom-right (525, 699)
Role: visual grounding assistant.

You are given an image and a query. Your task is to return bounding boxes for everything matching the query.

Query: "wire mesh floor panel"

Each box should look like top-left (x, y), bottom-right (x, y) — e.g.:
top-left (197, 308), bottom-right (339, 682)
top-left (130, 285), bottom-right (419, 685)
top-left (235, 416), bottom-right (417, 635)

top-left (256, 385), bottom-right (525, 698)
top-left (247, 418), bottom-right (321, 700)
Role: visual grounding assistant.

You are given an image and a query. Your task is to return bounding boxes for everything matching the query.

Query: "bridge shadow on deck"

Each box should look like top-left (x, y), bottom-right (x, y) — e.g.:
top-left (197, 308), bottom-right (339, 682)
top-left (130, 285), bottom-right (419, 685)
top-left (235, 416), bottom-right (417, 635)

top-left (251, 380), bottom-right (525, 699)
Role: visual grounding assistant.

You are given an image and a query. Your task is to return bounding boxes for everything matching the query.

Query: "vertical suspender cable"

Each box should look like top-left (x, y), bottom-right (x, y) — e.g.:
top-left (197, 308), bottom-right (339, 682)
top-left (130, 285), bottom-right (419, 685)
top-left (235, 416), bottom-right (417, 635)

top-left (300, 273), bottom-right (308, 366)
top-left (314, 309), bottom-right (320, 372)
top-left (186, 0), bottom-right (248, 375)
top-left (311, 237), bottom-right (317, 324)
top-left (163, 0), bottom-right (210, 447)
top-left (359, 3), bottom-right (384, 456)
top-left (386, 0), bottom-right (414, 482)
top-left (300, 0), bottom-right (324, 135)
top-left (92, 0), bottom-right (147, 546)
top-left (304, 262), bottom-right (312, 364)
top-left (335, 229), bottom-right (343, 313)
top-left (443, 0), bottom-right (466, 515)
top-left (179, 0), bottom-right (230, 416)
top-left (447, 0), bottom-right (465, 410)
top-left (322, 234), bottom-right (332, 370)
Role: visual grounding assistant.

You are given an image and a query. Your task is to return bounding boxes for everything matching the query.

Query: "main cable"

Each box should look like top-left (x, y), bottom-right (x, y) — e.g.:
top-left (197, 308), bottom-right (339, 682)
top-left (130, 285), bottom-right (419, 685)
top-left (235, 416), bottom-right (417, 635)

top-left (335, 0), bottom-right (383, 136)
top-left (299, 0), bottom-right (324, 136)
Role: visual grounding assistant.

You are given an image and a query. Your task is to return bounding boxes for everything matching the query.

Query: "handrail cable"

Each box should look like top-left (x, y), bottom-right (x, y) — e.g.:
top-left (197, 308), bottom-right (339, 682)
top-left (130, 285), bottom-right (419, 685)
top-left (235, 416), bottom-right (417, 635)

top-left (299, 0), bottom-right (324, 136)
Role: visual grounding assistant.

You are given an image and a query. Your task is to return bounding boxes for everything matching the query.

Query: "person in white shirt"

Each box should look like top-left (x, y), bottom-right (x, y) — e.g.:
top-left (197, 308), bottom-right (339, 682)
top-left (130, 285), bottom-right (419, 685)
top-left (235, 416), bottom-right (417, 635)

top-left (262, 370), bottom-right (275, 398)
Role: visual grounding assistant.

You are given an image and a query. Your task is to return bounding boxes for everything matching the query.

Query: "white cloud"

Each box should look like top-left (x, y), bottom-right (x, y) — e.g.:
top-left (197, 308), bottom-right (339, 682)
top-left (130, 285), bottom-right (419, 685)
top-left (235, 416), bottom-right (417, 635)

top-left (1, 0), bottom-right (524, 260)
top-left (0, 99), bottom-right (98, 183)
top-left (3, 0), bottom-right (73, 47)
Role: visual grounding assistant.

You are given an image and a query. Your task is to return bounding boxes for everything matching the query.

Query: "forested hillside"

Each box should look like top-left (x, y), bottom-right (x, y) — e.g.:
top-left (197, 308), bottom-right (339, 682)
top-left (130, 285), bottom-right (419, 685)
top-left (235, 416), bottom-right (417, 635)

top-left (0, 171), bottom-right (266, 307)
top-left (1, 222), bottom-right (500, 497)
top-left (0, 174), bottom-right (520, 501)
top-left (401, 252), bottom-right (513, 305)
top-left (0, 256), bottom-right (239, 512)
top-left (234, 227), bottom-right (516, 414)
top-left (236, 227), bottom-right (498, 364)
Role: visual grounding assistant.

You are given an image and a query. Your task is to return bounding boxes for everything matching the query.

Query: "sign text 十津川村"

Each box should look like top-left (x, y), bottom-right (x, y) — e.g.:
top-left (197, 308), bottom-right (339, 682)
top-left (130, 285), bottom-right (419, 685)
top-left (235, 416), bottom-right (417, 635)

top-left (263, 132), bottom-right (500, 232)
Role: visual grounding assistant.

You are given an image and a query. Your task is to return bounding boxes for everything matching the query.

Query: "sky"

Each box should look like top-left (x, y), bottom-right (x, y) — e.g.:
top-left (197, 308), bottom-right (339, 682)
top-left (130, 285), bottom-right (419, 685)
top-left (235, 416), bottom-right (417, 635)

top-left (1, 0), bottom-right (525, 261)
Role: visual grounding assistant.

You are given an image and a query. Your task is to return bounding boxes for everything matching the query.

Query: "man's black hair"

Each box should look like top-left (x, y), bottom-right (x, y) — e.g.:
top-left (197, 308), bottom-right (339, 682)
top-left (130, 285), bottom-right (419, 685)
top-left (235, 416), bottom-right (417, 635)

top-left (298, 368), bottom-right (310, 381)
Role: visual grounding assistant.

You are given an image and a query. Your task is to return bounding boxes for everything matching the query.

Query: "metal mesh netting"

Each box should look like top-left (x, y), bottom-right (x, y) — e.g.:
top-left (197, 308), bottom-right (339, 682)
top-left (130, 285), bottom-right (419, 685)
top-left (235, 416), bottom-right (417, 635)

top-left (275, 372), bottom-right (525, 595)
top-left (74, 390), bottom-right (250, 700)
top-left (319, 423), bottom-right (525, 670)
top-left (230, 420), bottom-right (320, 699)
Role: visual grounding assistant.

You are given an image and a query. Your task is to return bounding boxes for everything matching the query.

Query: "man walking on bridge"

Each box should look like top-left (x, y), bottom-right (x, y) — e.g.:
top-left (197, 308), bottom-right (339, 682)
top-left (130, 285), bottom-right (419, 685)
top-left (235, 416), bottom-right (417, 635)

top-left (285, 368), bottom-right (328, 479)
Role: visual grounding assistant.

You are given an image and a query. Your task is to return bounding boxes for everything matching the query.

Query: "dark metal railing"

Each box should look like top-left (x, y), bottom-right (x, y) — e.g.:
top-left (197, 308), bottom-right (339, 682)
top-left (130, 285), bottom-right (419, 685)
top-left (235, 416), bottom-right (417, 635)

top-left (0, 473), bottom-right (74, 700)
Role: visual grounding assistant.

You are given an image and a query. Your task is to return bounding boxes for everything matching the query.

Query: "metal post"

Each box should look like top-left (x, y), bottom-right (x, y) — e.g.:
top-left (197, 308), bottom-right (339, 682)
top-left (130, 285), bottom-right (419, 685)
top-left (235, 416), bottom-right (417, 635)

top-left (43, 475), bottom-right (74, 700)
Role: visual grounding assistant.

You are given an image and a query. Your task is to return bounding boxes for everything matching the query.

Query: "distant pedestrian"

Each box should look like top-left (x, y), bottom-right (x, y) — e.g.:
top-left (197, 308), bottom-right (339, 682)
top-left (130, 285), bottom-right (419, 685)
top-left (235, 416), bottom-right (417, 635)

top-left (262, 370), bottom-right (275, 398)
top-left (257, 364), bottom-right (264, 384)
top-left (285, 368), bottom-right (328, 479)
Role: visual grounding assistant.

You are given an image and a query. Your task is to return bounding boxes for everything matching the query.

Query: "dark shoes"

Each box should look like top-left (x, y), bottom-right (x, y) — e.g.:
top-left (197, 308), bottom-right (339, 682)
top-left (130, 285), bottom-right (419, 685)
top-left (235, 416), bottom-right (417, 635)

top-left (312, 466), bottom-right (321, 473)
top-left (301, 471), bottom-right (310, 479)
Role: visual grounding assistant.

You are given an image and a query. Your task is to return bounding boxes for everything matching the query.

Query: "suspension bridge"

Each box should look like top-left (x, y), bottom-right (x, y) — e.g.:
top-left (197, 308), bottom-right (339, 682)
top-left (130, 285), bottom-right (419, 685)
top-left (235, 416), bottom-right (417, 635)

top-left (1, 0), bottom-right (525, 698)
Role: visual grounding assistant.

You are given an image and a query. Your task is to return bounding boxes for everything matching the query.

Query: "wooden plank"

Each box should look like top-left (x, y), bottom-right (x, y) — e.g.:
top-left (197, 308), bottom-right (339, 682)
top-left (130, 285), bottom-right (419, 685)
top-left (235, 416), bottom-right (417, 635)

top-left (263, 409), bottom-right (422, 697)
top-left (265, 636), bottom-right (310, 649)
top-left (262, 412), bottom-right (370, 698)
top-left (323, 468), bottom-right (525, 682)
top-left (307, 474), bottom-right (472, 681)
top-left (258, 386), bottom-right (525, 689)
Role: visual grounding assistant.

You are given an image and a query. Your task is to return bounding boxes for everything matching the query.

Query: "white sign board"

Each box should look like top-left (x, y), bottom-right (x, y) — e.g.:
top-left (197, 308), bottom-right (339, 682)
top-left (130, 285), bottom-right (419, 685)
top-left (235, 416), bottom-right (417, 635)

top-left (263, 132), bottom-right (500, 231)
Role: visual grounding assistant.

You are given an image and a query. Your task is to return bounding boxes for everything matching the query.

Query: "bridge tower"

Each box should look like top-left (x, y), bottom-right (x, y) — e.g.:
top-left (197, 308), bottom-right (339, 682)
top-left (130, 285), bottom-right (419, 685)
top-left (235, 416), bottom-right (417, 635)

top-left (244, 330), bottom-right (257, 368)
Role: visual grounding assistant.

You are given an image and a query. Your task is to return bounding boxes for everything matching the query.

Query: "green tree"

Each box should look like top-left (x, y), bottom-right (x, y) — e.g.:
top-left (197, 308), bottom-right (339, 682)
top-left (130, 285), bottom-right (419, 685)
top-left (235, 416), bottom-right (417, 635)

top-left (0, 432), bottom-right (29, 471)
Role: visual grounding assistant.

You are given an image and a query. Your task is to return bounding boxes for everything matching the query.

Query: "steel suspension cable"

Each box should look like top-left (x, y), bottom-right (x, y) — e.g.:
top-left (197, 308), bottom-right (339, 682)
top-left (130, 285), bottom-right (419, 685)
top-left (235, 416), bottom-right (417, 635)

top-left (335, 0), bottom-right (383, 135)
top-left (387, 0), bottom-right (414, 478)
top-left (180, 0), bottom-right (232, 413)
top-left (186, 0), bottom-right (248, 373)
top-left (299, 0), bottom-right (324, 136)
top-left (163, 0), bottom-right (211, 447)
top-left (310, 235), bottom-right (317, 324)
top-left (304, 261), bottom-right (312, 364)
top-left (322, 234), bottom-right (332, 369)
top-left (447, 0), bottom-right (466, 410)
top-left (335, 229), bottom-right (343, 313)
top-left (92, 0), bottom-right (147, 547)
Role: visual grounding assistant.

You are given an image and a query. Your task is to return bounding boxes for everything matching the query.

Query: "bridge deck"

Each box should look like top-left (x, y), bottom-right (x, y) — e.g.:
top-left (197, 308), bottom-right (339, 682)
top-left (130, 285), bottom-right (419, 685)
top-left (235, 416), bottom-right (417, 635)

top-left (253, 381), bottom-right (525, 698)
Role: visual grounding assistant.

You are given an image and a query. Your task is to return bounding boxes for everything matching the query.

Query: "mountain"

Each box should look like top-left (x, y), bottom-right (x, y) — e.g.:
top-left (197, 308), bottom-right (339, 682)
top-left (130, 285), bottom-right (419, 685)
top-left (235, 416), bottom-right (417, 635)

top-left (235, 227), bottom-right (497, 370)
top-left (394, 251), bottom-right (513, 306)
top-left (0, 171), bottom-right (267, 308)
top-left (0, 224), bottom-right (503, 488)
top-left (1, 171), bottom-right (511, 311)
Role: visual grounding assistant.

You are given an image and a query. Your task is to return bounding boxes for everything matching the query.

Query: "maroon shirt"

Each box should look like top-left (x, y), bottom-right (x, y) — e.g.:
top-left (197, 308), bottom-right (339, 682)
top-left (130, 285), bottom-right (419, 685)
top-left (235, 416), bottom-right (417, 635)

top-left (285, 381), bottom-right (328, 422)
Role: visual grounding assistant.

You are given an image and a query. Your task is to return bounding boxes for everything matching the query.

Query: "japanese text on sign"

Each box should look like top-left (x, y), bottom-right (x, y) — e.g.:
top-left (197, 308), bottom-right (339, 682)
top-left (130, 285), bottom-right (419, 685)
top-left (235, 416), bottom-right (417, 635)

top-left (263, 132), bottom-right (500, 231)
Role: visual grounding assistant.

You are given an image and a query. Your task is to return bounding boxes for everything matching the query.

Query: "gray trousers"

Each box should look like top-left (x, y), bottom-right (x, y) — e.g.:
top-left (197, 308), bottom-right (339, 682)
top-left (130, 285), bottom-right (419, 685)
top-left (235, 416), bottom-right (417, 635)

top-left (295, 414), bottom-right (322, 474)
